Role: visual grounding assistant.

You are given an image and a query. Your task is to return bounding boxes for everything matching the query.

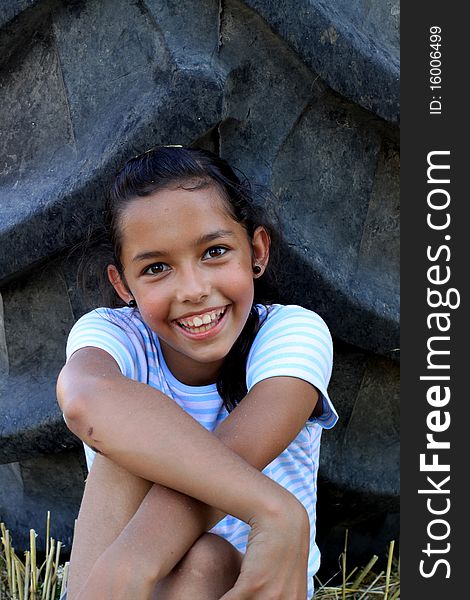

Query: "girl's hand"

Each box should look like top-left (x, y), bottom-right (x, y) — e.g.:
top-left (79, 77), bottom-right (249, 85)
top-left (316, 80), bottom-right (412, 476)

top-left (220, 499), bottom-right (310, 600)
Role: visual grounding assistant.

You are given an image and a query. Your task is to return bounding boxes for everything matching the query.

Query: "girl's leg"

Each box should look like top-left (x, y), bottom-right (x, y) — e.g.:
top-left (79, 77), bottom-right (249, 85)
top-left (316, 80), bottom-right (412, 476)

top-left (68, 454), bottom-right (242, 600)
top-left (153, 533), bottom-right (242, 600)
top-left (67, 454), bottom-right (152, 599)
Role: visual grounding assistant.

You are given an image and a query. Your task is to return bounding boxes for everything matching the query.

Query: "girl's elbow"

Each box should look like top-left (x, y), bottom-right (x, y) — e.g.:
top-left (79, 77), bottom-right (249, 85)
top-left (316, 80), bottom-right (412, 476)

top-left (56, 367), bottom-right (91, 434)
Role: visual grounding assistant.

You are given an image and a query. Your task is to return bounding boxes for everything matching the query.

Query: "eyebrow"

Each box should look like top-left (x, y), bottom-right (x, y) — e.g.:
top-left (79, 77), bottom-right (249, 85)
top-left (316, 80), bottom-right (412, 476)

top-left (131, 229), bottom-right (236, 263)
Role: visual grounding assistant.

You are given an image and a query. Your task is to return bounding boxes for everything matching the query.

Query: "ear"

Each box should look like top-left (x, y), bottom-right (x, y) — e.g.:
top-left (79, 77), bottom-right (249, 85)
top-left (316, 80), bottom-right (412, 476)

top-left (251, 226), bottom-right (270, 276)
top-left (107, 264), bottom-right (133, 304)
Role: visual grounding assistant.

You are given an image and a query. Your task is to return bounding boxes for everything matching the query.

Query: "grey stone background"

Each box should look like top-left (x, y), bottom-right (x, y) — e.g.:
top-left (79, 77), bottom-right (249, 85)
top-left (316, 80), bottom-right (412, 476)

top-left (0, 0), bottom-right (399, 576)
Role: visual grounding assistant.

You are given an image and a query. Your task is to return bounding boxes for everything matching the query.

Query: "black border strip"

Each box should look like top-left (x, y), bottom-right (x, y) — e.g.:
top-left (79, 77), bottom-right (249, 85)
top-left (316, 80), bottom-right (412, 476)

top-left (401, 4), bottom-right (467, 597)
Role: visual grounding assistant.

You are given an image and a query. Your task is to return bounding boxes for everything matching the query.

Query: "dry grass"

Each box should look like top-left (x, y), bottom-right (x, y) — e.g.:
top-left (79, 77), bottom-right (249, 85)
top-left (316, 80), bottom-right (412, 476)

top-left (0, 514), bottom-right (68, 600)
top-left (1, 517), bottom-right (399, 599)
top-left (315, 532), bottom-right (400, 599)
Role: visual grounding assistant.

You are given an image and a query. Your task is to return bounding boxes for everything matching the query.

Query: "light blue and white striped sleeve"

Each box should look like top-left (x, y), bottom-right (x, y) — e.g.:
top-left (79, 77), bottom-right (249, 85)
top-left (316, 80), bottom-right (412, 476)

top-left (246, 305), bottom-right (338, 429)
top-left (65, 308), bottom-right (141, 381)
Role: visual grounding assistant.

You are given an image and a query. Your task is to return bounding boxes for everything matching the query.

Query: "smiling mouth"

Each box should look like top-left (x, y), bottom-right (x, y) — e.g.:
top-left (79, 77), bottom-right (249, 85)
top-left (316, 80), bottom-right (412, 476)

top-left (175, 307), bottom-right (228, 334)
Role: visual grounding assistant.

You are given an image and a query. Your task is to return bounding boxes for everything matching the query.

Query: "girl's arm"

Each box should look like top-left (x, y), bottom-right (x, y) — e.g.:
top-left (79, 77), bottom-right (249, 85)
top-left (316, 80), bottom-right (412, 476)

top-left (78, 377), bottom-right (318, 597)
top-left (58, 348), bottom-right (308, 517)
top-left (58, 348), bottom-right (314, 597)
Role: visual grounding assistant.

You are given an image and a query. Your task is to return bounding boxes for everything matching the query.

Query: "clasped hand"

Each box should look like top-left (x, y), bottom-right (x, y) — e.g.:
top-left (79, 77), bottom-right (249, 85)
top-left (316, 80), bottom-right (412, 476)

top-left (220, 499), bottom-right (310, 600)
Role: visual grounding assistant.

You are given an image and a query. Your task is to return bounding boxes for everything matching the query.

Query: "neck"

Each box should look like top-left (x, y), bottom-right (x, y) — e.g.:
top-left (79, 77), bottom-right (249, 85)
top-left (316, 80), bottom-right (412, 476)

top-left (159, 341), bottom-right (223, 386)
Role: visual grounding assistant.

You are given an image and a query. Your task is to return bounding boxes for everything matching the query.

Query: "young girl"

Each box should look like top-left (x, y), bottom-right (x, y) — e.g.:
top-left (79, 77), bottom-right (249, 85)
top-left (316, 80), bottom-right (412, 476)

top-left (57, 146), bottom-right (337, 600)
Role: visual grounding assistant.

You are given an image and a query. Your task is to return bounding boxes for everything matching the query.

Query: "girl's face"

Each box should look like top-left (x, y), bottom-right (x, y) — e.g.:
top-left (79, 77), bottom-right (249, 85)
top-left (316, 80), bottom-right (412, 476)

top-left (108, 184), bottom-right (270, 386)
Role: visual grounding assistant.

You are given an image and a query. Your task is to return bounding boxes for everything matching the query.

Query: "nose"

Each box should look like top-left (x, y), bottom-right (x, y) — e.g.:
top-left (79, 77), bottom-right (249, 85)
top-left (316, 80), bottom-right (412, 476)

top-left (175, 265), bottom-right (210, 304)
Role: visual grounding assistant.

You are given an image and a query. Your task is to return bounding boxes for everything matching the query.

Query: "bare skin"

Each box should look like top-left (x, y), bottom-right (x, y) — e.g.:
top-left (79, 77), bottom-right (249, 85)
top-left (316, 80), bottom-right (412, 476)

top-left (152, 533), bottom-right (243, 599)
top-left (58, 349), bottom-right (318, 599)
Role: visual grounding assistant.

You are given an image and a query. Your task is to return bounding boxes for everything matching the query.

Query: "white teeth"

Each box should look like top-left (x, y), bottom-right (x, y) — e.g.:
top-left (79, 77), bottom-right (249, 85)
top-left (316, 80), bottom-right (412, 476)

top-left (177, 307), bottom-right (226, 332)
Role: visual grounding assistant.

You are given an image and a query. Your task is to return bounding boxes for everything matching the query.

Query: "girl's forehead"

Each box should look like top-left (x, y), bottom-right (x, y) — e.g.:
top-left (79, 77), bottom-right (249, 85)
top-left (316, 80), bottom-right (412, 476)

top-left (118, 186), bottom-right (247, 253)
top-left (121, 184), bottom-right (232, 223)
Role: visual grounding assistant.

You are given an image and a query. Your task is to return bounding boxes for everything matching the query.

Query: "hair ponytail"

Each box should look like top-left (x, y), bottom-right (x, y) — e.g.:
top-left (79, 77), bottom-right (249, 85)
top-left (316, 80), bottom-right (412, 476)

top-left (216, 306), bottom-right (264, 411)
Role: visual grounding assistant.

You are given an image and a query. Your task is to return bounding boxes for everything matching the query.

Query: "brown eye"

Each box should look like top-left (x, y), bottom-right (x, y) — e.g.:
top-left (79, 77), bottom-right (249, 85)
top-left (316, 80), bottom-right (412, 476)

top-left (204, 246), bottom-right (228, 259)
top-left (144, 263), bottom-right (170, 275)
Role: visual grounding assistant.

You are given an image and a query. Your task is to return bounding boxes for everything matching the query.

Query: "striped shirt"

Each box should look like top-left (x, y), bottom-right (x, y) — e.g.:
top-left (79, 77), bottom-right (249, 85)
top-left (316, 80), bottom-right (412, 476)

top-left (66, 303), bottom-right (337, 597)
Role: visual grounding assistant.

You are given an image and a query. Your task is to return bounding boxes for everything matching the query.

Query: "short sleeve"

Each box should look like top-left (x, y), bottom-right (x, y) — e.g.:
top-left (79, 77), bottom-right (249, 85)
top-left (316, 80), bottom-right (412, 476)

top-left (246, 305), bottom-right (338, 429)
top-left (65, 308), bottom-right (147, 381)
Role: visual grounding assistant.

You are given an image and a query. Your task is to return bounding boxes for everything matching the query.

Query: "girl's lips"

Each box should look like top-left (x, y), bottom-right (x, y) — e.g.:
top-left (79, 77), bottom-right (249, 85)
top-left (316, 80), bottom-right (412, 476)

top-left (173, 305), bottom-right (230, 340)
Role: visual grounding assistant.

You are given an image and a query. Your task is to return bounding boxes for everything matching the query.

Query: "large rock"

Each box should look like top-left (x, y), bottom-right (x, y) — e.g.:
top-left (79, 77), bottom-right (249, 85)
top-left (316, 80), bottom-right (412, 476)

top-left (0, 0), bottom-right (399, 571)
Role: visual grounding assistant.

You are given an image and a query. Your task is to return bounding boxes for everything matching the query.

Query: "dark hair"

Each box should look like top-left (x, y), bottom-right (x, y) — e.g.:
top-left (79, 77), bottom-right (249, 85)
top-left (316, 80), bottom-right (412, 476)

top-left (86, 146), bottom-right (283, 411)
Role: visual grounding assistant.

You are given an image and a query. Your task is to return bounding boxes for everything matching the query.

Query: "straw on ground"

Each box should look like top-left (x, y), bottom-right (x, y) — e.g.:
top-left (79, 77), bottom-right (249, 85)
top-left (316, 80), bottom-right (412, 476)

top-left (315, 537), bottom-right (400, 599)
top-left (1, 513), bottom-right (68, 600)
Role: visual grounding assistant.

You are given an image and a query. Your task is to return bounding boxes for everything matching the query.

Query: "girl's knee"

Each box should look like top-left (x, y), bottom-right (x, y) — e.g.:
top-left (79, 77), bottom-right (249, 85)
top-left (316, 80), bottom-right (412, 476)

top-left (179, 533), bottom-right (241, 580)
top-left (154, 534), bottom-right (242, 599)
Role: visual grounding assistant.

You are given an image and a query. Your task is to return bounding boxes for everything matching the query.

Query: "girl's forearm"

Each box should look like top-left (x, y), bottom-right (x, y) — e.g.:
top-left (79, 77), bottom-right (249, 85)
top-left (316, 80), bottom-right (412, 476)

top-left (61, 370), bottom-right (295, 526)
